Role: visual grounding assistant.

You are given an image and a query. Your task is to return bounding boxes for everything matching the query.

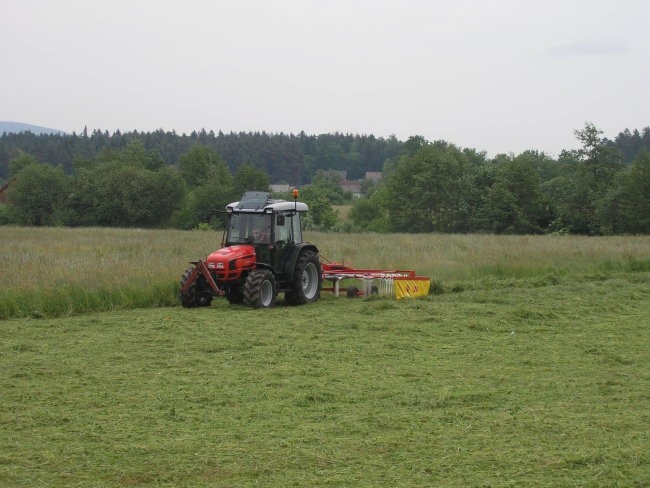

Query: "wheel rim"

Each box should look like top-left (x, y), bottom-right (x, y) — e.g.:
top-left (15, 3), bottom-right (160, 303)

top-left (260, 279), bottom-right (273, 307)
top-left (302, 262), bottom-right (318, 299)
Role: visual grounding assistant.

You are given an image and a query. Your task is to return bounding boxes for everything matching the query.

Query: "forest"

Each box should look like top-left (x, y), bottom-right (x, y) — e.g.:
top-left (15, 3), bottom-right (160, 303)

top-left (0, 124), bottom-right (649, 234)
top-left (0, 128), bottom-right (401, 184)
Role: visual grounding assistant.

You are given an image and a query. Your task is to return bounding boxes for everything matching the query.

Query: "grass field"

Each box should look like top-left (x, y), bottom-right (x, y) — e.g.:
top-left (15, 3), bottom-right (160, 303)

top-left (1, 227), bottom-right (649, 486)
top-left (1, 274), bottom-right (648, 486)
top-left (1, 226), bottom-right (649, 319)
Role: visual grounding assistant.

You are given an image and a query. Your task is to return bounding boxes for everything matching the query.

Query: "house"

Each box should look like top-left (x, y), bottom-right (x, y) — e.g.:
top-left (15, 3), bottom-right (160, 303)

top-left (270, 184), bottom-right (291, 194)
top-left (340, 180), bottom-right (362, 198)
top-left (338, 172), bottom-right (382, 198)
top-left (365, 171), bottom-right (382, 182)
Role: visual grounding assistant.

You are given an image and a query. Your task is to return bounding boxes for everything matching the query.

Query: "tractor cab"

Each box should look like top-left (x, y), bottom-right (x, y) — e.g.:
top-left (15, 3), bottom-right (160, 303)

top-left (224, 191), bottom-right (305, 247)
top-left (223, 191), bottom-right (308, 270)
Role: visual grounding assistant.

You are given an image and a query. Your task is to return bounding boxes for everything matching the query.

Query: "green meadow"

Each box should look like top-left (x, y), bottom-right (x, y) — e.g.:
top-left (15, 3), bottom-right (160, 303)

top-left (1, 226), bottom-right (648, 319)
top-left (1, 227), bottom-right (649, 486)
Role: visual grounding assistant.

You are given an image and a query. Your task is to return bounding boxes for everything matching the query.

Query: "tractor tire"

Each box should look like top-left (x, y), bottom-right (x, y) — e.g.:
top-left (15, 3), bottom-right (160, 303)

top-left (243, 269), bottom-right (277, 308)
top-left (225, 285), bottom-right (244, 304)
top-left (285, 251), bottom-right (322, 305)
top-left (179, 267), bottom-right (213, 308)
top-left (346, 286), bottom-right (359, 298)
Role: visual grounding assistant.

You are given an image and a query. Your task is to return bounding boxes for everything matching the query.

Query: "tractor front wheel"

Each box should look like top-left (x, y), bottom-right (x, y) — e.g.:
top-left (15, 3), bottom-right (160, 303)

top-left (179, 267), bottom-right (213, 308)
top-left (243, 269), bottom-right (277, 308)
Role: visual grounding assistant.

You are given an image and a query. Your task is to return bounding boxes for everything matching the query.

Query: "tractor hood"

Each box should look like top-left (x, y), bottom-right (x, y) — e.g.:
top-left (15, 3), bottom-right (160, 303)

top-left (206, 245), bottom-right (256, 271)
top-left (206, 245), bottom-right (256, 280)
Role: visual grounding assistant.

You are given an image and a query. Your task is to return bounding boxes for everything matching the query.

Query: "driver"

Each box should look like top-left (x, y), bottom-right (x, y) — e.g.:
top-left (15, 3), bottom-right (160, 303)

top-left (251, 219), bottom-right (271, 243)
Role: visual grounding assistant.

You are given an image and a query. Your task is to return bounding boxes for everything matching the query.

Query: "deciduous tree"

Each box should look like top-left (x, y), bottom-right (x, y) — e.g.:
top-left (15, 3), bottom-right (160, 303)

top-left (233, 164), bottom-right (270, 196)
top-left (8, 163), bottom-right (70, 226)
top-left (386, 141), bottom-right (470, 233)
top-left (598, 150), bottom-right (650, 233)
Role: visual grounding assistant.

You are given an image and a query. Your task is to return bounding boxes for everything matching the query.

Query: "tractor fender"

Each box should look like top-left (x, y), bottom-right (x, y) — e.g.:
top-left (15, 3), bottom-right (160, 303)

top-left (283, 243), bottom-right (319, 279)
top-left (254, 261), bottom-right (275, 276)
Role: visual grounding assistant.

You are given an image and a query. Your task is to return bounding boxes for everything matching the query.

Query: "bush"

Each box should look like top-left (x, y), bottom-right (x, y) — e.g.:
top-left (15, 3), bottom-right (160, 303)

top-left (330, 220), bottom-right (359, 233)
top-left (8, 163), bottom-right (71, 226)
top-left (0, 205), bottom-right (18, 225)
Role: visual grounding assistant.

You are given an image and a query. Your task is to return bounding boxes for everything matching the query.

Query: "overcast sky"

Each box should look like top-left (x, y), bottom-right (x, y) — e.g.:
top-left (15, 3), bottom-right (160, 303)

top-left (2, 0), bottom-right (649, 156)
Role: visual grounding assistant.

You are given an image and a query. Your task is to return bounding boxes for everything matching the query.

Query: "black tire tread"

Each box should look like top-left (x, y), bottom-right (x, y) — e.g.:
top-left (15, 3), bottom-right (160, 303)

top-left (179, 267), bottom-right (213, 308)
top-left (243, 269), bottom-right (276, 308)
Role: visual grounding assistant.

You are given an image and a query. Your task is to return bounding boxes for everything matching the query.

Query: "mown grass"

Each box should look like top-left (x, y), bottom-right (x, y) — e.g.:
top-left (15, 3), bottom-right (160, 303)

top-left (1, 274), bottom-right (648, 486)
top-left (1, 226), bottom-right (649, 319)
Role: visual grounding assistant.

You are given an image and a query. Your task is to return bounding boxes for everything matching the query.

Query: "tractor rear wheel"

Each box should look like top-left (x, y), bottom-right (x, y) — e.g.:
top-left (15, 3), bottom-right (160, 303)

top-left (285, 251), bottom-right (322, 305)
top-left (243, 269), bottom-right (277, 308)
top-left (179, 267), bottom-right (213, 308)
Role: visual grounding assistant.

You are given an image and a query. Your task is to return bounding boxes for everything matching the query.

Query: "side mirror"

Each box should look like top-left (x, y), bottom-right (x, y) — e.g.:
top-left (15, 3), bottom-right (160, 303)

top-left (276, 215), bottom-right (285, 226)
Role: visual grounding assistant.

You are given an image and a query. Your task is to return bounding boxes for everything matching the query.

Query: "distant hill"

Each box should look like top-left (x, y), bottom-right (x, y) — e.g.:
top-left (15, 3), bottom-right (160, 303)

top-left (0, 121), bottom-right (67, 135)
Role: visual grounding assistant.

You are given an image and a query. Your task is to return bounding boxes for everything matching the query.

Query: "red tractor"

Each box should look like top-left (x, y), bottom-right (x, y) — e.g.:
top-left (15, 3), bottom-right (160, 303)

top-left (179, 191), bottom-right (322, 308)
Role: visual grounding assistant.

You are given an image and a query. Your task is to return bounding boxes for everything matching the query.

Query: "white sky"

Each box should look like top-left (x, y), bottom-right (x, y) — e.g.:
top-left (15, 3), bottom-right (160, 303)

top-left (2, 0), bottom-right (649, 157)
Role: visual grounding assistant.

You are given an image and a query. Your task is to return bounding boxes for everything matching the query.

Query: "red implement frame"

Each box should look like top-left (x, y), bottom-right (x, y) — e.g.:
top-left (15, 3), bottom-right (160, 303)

top-left (321, 262), bottom-right (422, 297)
top-left (180, 260), bottom-right (223, 295)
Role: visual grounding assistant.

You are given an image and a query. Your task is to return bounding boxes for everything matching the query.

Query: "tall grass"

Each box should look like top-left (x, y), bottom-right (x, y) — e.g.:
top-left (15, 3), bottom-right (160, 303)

top-left (0, 227), bottom-right (217, 319)
top-left (1, 226), bottom-right (648, 319)
top-left (311, 231), bottom-right (650, 280)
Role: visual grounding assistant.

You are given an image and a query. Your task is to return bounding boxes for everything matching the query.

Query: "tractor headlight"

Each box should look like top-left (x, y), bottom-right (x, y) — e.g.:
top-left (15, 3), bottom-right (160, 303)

top-left (216, 262), bottom-right (225, 270)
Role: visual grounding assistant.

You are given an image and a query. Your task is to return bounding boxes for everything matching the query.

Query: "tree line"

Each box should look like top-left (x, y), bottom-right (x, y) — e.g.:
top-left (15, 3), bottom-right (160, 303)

top-left (0, 124), bottom-right (648, 234)
top-left (0, 129), bottom-right (402, 184)
top-left (1, 125), bottom-right (648, 184)
top-left (362, 125), bottom-right (649, 235)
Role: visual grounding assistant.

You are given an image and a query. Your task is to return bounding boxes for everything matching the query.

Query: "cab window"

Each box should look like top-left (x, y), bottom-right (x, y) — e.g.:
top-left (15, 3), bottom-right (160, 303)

top-left (227, 213), bottom-right (272, 244)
